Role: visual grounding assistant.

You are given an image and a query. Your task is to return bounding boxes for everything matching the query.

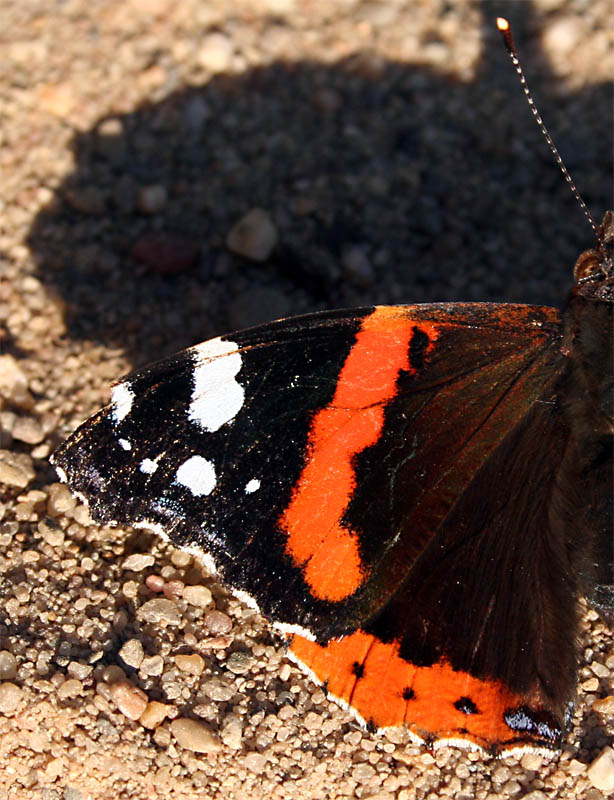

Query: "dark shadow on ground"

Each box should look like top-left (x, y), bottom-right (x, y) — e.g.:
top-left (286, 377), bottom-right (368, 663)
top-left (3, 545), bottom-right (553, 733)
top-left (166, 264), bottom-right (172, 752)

top-left (27, 0), bottom-right (612, 370)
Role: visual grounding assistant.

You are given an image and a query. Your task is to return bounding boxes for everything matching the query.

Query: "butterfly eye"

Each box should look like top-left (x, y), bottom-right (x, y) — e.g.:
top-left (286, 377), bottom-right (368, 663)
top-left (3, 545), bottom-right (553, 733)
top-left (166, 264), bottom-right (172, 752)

top-left (573, 249), bottom-right (602, 282)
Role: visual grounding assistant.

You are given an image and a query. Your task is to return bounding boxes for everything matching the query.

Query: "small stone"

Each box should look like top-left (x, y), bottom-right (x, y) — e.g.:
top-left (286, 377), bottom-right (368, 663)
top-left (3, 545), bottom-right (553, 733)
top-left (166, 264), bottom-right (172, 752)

top-left (341, 245), bottom-right (374, 287)
top-left (174, 654), bottom-right (205, 676)
top-left (244, 752), bottom-right (267, 773)
top-left (582, 676), bottom-right (600, 692)
top-left (0, 682), bottom-right (23, 713)
top-left (39, 518), bottom-right (65, 546)
top-left (119, 639), bottom-right (144, 669)
top-left (47, 483), bottom-right (77, 515)
top-left (132, 231), bottom-right (200, 275)
top-left (96, 118), bottom-right (126, 163)
top-left (140, 700), bottom-right (173, 729)
top-left (145, 574), bottom-right (165, 592)
top-left (567, 759), bottom-right (586, 776)
top-left (67, 661), bottom-right (93, 680)
top-left (182, 585), bottom-right (212, 608)
top-left (352, 763), bottom-right (376, 781)
top-left (170, 549), bottom-right (192, 568)
top-left (520, 752), bottom-right (544, 771)
top-left (109, 680), bottom-right (148, 720)
top-left (590, 661), bottom-right (610, 678)
top-left (221, 715), bottom-right (243, 749)
top-left (65, 185), bottom-right (106, 216)
top-left (204, 610), bottom-right (232, 635)
top-left (0, 355), bottom-right (30, 405)
top-left (0, 652), bottom-right (18, 680)
top-left (139, 655), bottom-right (164, 677)
top-left (225, 651), bottom-right (254, 675)
top-left (57, 679), bottom-right (82, 700)
top-left (226, 208), bottom-right (278, 262)
top-left (197, 32), bottom-right (233, 72)
top-left (122, 553), bottom-right (155, 571)
top-left (136, 598), bottom-right (181, 626)
top-left (521, 792), bottom-right (547, 800)
top-left (137, 184), bottom-right (167, 214)
top-left (587, 747), bottom-right (614, 792)
top-left (593, 695), bottom-right (614, 715)
top-left (12, 416), bottom-right (44, 444)
top-left (39, 82), bottom-right (75, 117)
top-left (201, 677), bottom-right (234, 702)
top-left (170, 718), bottom-right (222, 753)
top-left (0, 450), bottom-right (35, 488)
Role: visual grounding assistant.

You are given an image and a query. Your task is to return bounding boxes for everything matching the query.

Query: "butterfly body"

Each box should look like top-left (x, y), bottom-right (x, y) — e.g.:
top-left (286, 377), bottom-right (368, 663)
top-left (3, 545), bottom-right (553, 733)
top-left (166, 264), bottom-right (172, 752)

top-left (53, 213), bottom-right (613, 754)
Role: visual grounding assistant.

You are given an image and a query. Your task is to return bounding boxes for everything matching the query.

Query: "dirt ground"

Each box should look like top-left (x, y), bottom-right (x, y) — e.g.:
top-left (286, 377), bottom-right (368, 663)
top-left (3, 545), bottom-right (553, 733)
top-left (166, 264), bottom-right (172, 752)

top-left (1, 0), bottom-right (612, 798)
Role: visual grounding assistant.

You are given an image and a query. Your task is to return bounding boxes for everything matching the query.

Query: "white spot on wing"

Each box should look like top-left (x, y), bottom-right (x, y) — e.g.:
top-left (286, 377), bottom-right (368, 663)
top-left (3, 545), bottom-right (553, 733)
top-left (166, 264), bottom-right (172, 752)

top-left (245, 478), bottom-right (260, 494)
top-left (189, 337), bottom-right (244, 432)
top-left (139, 458), bottom-right (159, 474)
top-left (175, 455), bottom-right (217, 496)
top-left (111, 383), bottom-right (135, 424)
top-left (118, 438), bottom-right (132, 451)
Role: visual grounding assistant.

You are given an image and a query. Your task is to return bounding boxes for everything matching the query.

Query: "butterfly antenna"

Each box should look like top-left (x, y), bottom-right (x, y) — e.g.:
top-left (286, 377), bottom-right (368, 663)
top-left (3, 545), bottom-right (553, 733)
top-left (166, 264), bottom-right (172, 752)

top-left (496, 17), bottom-right (600, 243)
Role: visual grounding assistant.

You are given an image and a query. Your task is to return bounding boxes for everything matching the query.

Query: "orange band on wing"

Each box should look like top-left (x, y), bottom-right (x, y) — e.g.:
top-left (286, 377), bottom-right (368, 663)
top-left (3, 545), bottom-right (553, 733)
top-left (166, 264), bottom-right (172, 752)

top-left (280, 308), bottom-right (438, 601)
top-left (290, 631), bottom-right (549, 752)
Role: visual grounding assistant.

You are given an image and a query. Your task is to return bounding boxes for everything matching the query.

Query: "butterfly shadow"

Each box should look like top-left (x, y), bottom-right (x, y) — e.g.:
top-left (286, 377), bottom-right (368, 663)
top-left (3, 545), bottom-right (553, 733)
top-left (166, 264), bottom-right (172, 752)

top-left (26, 0), bottom-right (611, 373)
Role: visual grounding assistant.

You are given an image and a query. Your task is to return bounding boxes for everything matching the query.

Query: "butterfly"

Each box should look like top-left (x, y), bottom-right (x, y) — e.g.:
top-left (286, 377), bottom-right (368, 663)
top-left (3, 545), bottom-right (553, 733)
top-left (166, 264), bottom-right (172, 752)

top-left (52, 208), bottom-right (613, 755)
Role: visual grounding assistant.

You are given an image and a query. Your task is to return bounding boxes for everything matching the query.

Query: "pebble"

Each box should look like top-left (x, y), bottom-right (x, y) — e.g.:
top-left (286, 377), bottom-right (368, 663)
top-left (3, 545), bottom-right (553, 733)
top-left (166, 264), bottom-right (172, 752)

top-left (132, 231), bottom-right (200, 275)
top-left (197, 32), bottom-right (234, 72)
top-left (12, 415), bottom-right (45, 444)
top-left (225, 651), bottom-right (254, 675)
top-left (174, 654), bottom-right (205, 676)
top-left (0, 355), bottom-right (30, 405)
top-left (139, 655), bottom-right (164, 677)
top-left (226, 208), bottom-right (278, 262)
top-left (136, 598), bottom-right (181, 626)
top-left (587, 746), bottom-right (614, 792)
top-left (204, 610), bottom-right (233, 635)
top-left (170, 718), bottom-right (222, 753)
top-left (67, 661), bottom-right (93, 680)
top-left (221, 715), bottom-right (243, 749)
top-left (0, 450), bottom-right (35, 488)
top-left (122, 553), bottom-right (155, 571)
top-left (139, 700), bottom-right (173, 729)
top-left (58, 678), bottom-right (83, 700)
top-left (341, 245), bottom-right (375, 287)
top-left (119, 639), bottom-right (145, 669)
top-left (170, 549), bottom-right (192, 568)
top-left (47, 483), bottom-right (77, 515)
top-left (520, 752), bottom-right (544, 771)
top-left (590, 661), bottom-right (610, 678)
top-left (95, 117), bottom-right (126, 163)
top-left (39, 518), bottom-right (66, 547)
top-left (182, 584), bottom-right (212, 608)
top-left (145, 574), bottom-right (166, 592)
top-left (109, 680), bottom-right (148, 720)
top-left (593, 695), bottom-right (614, 715)
top-left (243, 752), bottom-right (267, 774)
top-left (0, 682), bottom-right (23, 713)
top-left (0, 652), bottom-right (18, 681)
top-left (65, 185), bottom-right (106, 215)
top-left (137, 184), bottom-right (167, 214)
top-left (201, 677), bottom-right (234, 702)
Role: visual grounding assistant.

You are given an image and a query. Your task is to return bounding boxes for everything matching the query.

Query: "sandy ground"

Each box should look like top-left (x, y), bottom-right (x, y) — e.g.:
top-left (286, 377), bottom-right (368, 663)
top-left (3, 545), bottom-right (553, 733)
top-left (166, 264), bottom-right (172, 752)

top-left (1, 0), bottom-right (612, 798)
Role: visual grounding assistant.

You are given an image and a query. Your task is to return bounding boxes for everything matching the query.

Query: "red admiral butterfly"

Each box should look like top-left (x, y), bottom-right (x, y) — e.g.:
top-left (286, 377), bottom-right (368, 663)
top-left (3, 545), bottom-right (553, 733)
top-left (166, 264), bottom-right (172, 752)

top-left (52, 20), bottom-right (613, 755)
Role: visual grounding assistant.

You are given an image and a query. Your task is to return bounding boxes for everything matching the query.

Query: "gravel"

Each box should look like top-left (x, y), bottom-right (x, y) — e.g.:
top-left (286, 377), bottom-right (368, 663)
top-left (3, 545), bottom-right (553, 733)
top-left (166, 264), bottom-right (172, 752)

top-left (0, 0), bottom-right (612, 798)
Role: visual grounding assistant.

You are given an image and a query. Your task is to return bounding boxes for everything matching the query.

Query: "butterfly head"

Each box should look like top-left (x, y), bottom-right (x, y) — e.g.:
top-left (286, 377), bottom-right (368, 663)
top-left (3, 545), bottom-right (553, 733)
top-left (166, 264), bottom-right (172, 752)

top-left (573, 211), bottom-right (614, 300)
